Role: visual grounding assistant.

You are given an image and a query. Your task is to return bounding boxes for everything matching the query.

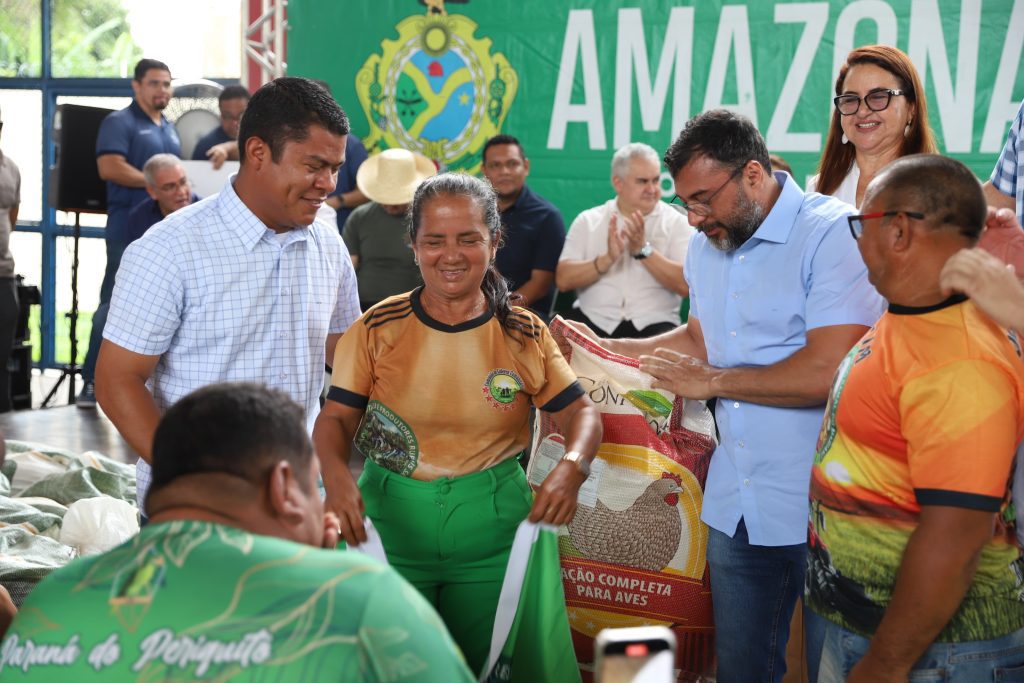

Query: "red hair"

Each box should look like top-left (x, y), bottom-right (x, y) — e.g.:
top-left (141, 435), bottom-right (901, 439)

top-left (815, 45), bottom-right (938, 197)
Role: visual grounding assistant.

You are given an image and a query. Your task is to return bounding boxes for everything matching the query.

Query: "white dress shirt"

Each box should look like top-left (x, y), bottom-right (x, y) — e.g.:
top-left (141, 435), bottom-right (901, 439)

top-left (806, 164), bottom-right (859, 208)
top-left (559, 199), bottom-right (694, 334)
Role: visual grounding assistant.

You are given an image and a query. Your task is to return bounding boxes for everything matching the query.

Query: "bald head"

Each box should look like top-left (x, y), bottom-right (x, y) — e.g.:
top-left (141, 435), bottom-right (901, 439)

top-left (865, 154), bottom-right (986, 243)
top-left (857, 154), bottom-right (988, 306)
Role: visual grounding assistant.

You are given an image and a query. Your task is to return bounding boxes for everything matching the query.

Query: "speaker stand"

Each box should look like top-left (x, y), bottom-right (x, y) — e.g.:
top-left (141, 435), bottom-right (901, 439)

top-left (41, 211), bottom-right (81, 408)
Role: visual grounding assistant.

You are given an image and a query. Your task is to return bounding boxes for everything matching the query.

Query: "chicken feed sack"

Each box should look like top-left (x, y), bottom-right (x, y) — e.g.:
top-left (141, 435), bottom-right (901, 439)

top-left (528, 318), bottom-right (718, 681)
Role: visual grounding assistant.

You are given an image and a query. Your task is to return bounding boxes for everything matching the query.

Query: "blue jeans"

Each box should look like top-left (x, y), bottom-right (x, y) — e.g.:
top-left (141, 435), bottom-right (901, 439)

top-left (707, 518), bottom-right (807, 683)
top-left (81, 240), bottom-right (124, 382)
top-left (806, 609), bottom-right (1024, 682)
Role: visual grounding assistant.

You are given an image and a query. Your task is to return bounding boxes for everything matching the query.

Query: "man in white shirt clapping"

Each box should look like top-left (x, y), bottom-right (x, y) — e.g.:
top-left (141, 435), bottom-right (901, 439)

top-left (555, 143), bottom-right (694, 338)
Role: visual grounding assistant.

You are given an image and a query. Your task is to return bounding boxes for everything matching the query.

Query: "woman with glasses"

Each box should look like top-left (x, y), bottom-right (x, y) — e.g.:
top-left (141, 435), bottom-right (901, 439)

top-left (808, 45), bottom-right (937, 207)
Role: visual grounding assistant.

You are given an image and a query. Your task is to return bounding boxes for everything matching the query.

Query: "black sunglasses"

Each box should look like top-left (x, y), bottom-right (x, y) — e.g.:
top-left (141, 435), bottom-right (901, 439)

top-left (834, 89), bottom-right (906, 116)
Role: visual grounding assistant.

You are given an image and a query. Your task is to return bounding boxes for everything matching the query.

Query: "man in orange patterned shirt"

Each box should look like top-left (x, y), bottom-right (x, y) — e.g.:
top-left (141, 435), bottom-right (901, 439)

top-left (806, 155), bottom-right (1024, 683)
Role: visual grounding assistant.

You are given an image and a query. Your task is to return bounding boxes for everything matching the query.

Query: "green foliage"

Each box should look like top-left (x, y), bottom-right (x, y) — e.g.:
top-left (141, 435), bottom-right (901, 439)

top-left (0, 0), bottom-right (42, 76)
top-left (51, 0), bottom-right (144, 77)
top-left (0, 0), bottom-right (144, 78)
top-left (27, 306), bottom-right (91, 365)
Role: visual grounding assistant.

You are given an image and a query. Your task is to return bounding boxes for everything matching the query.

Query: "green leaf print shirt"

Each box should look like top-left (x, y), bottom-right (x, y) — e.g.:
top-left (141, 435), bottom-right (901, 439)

top-left (0, 520), bottom-right (475, 682)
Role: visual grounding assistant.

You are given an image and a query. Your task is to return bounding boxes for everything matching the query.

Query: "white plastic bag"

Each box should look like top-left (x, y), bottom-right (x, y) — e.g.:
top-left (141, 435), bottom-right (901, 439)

top-left (345, 518), bottom-right (388, 564)
top-left (6, 452), bottom-right (70, 496)
top-left (59, 496), bottom-right (139, 556)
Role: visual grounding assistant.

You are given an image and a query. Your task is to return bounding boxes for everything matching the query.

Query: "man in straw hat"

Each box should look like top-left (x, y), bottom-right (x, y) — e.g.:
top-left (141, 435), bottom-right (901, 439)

top-left (556, 142), bottom-right (694, 339)
top-left (344, 148), bottom-right (436, 311)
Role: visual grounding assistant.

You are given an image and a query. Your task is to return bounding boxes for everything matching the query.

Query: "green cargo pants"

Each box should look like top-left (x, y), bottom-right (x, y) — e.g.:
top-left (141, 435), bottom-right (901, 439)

top-left (359, 456), bottom-right (531, 674)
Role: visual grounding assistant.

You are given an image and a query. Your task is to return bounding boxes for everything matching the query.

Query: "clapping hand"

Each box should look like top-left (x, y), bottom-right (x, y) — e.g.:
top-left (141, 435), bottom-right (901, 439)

top-left (606, 213), bottom-right (627, 264)
top-left (620, 210), bottom-right (646, 254)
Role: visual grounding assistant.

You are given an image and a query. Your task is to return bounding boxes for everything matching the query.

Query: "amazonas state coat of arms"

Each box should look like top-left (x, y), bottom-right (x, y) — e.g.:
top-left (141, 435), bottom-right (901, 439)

top-left (355, 2), bottom-right (518, 173)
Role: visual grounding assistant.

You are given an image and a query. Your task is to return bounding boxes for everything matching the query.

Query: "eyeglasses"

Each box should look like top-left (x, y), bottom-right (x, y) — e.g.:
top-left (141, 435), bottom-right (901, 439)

top-left (834, 89), bottom-right (906, 116)
top-left (672, 164), bottom-right (745, 217)
top-left (847, 210), bottom-right (925, 239)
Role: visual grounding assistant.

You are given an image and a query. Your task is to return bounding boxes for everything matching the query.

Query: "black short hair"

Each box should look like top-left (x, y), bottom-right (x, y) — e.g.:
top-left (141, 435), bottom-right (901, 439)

top-left (219, 85), bottom-right (251, 103)
top-left (134, 58), bottom-right (170, 81)
top-left (871, 154), bottom-right (986, 242)
top-left (149, 383), bottom-right (314, 495)
top-left (311, 79), bottom-right (333, 95)
top-left (238, 77), bottom-right (349, 164)
top-left (663, 109), bottom-right (770, 177)
top-left (482, 134), bottom-right (525, 164)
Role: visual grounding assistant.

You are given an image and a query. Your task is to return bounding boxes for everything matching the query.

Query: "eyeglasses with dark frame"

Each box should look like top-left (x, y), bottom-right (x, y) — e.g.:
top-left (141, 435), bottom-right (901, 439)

top-left (834, 89), bottom-right (906, 116)
top-left (847, 210), bottom-right (925, 240)
top-left (672, 164), bottom-right (745, 217)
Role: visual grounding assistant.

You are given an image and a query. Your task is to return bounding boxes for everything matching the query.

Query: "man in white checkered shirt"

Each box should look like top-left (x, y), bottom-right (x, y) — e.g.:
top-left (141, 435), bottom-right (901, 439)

top-left (985, 98), bottom-right (1024, 224)
top-left (96, 77), bottom-right (361, 516)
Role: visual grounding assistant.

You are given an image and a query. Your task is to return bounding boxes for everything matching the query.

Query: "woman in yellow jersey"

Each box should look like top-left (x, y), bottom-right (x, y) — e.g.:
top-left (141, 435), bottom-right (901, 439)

top-left (314, 172), bottom-right (602, 678)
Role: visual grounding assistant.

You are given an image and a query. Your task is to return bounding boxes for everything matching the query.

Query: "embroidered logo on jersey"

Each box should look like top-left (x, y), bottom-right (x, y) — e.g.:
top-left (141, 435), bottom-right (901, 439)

top-left (356, 400), bottom-right (420, 476)
top-left (483, 369), bottom-right (523, 411)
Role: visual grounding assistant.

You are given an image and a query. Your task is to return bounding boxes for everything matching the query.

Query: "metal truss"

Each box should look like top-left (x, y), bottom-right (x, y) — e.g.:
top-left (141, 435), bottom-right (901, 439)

top-left (243, 0), bottom-right (288, 90)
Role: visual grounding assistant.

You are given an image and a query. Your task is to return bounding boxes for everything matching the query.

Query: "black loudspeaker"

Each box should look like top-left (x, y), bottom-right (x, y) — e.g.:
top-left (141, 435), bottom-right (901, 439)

top-left (49, 104), bottom-right (113, 213)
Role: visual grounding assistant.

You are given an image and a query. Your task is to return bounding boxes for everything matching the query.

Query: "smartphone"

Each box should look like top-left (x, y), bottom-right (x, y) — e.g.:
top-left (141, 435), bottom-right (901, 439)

top-left (594, 626), bottom-right (676, 683)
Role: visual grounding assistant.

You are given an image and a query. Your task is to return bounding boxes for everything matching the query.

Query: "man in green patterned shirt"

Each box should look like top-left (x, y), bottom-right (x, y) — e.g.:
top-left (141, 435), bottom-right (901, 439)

top-left (0, 383), bottom-right (474, 681)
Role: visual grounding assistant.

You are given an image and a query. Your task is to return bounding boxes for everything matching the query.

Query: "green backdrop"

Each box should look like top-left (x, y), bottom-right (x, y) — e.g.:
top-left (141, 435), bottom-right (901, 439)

top-left (288, 0), bottom-right (1023, 224)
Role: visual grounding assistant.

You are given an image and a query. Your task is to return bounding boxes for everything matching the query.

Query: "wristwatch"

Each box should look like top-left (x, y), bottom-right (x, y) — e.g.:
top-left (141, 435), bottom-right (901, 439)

top-left (562, 450), bottom-right (591, 479)
top-left (632, 242), bottom-right (653, 260)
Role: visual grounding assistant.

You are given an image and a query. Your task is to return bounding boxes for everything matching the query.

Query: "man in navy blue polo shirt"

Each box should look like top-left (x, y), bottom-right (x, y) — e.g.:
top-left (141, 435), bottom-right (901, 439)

top-left (191, 85), bottom-right (249, 168)
top-left (79, 58), bottom-right (180, 407)
top-left (481, 134), bottom-right (565, 319)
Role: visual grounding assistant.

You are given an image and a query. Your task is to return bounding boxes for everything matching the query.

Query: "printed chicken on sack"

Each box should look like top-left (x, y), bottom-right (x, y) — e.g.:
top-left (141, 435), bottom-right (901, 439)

top-left (528, 318), bottom-right (717, 681)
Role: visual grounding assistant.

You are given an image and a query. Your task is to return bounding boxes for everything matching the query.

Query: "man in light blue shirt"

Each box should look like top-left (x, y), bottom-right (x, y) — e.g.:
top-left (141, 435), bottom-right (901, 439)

top-left (984, 97), bottom-right (1023, 223)
top-left (95, 77), bottom-right (361, 515)
top-left (572, 110), bottom-right (884, 683)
